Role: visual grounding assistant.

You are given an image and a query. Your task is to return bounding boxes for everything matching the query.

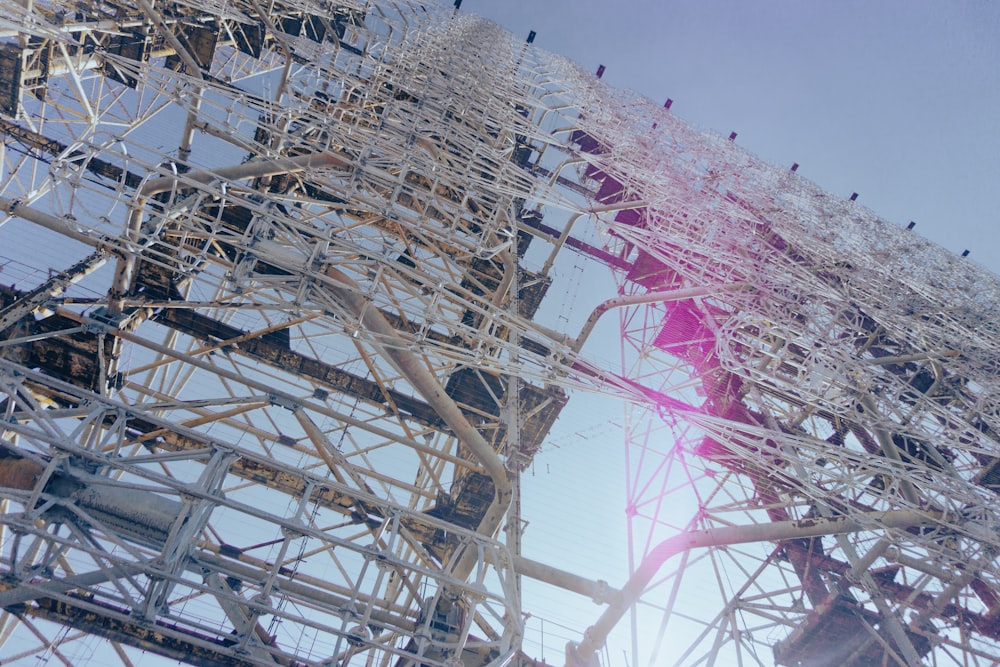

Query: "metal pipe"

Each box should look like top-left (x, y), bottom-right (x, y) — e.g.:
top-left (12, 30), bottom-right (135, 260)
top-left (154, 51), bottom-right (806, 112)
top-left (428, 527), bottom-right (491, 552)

top-left (133, 0), bottom-right (206, 78)
top-left (867, 350), bottom-right (959, 366)
top-left (294, 408), bottom-right (376, 495)
top-left (588, 199), bottom-right (649, 215)
top-left (322, 266), bottom-right (512, 578)
top-left (0, 196), bottom-right (102, 247)
top-left (4, 151), bottom-right (509, 583)
top-left (540, 211), bottom-right (582, 276)
top-left (568, 509), bottom-right (941, 666)
top-left (178, 86), bottom-right (205, 162)
top-left (1, 153), bottom-right (350, 400)
top-left (491, 243), bottom-right (516, 308)
top-left (109, 151), bottom-right (350, 315)
top-left (137, 152), bottom-right (349, 200)
top-left (844, 537), bottom-right (891, 583)
top-left (50, 309), bottom-right (468, 467)
top-left (413, 137), bottom-right (514, 306)
top-left (858, 397), bottom-right (921, 506)
top-left (511, 555), bottom-right (619, 605)
top-left (0, 453), bottom-right (181, 547)
top-left (884, 545), bottom-right (958, 582)
top-left (572, 283), bottom-right (748, 353)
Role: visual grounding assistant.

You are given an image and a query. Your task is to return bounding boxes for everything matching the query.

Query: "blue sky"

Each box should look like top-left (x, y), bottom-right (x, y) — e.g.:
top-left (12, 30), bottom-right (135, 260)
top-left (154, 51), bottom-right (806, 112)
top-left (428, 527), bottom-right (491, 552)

top-left (2, 3), bottom-right (993, 665)
top-left (466, 1), bottom-right (1000, 271)
top-left (458, 2), bottom-right (1000, 662)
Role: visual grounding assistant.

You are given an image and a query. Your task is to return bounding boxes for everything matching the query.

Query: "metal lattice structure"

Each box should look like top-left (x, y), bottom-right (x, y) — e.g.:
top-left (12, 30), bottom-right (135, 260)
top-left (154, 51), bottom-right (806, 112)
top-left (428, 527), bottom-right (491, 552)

top-left (570, 89), bottom-right (1000, 666)
top-left (0, 1), bottom-right (999, 666)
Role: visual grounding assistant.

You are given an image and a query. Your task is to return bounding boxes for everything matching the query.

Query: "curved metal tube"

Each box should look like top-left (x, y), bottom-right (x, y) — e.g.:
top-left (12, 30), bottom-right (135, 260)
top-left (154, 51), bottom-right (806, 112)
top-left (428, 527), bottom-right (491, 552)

top-left (571, 283), bottom-right (748, 354)
top-left (512, 555), bottom-right (619, 605)
top-left (110, 151), bottom-right (350, 315)
top-left (322, 266), bottom-right (512, 577)
top-left (567, 508), bottom-right (941, 666)
top-left (3, 150), bottom-right (514, 583)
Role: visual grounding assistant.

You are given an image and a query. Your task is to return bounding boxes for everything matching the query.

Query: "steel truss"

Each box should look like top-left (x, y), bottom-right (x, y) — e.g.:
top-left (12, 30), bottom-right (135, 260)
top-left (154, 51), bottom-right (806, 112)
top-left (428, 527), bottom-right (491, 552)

top-left (0, 2), bottom-right (584, 664)
top-left (0, 0), bottom-right (999, 666)
top-left (564, 78), bottom-right (1000, 665)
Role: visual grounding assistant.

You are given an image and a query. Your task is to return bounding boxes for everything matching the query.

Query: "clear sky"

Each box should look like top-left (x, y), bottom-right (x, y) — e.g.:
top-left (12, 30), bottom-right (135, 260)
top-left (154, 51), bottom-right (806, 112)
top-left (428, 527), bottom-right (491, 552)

top-left (4, 3), bottom-right (994, 665)
top-left (465, 0), bottom-right (1000, 272)
top-left (459, 2), bottom-right (1000, 662)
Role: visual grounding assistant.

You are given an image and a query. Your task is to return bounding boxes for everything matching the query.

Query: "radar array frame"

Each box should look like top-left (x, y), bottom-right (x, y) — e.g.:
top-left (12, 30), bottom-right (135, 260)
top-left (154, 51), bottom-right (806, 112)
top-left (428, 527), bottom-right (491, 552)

top-left (0, 1), bottom-right (998, 666)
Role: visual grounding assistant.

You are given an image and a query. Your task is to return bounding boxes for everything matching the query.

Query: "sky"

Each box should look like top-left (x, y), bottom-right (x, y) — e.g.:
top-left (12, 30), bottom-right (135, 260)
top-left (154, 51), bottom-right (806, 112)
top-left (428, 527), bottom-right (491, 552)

top-left (2, 3), bottom-right (997, 665)
top-left (459, 1), bottom-right (1000, 662)
top-left (465, 0), bottom-right (1000, 272)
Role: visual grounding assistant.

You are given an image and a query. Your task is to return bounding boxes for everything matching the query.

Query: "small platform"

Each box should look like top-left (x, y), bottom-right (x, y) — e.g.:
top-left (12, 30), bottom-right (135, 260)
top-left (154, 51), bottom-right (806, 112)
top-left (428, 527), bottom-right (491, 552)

top-left (774, 595), bottom-right (930, 667)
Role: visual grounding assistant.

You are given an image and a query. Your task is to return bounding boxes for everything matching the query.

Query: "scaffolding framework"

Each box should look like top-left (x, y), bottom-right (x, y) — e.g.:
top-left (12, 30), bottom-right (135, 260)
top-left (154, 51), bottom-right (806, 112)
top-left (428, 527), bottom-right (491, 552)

top-left (568, 79), bottom-right (1000, 666)
top-left (0, 1), bottom-right (999, 666)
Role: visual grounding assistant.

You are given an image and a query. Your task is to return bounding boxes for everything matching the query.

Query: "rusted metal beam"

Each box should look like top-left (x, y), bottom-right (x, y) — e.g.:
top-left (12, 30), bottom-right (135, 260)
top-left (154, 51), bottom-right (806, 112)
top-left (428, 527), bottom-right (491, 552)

top-left (0, 119), bottom-right (143, 188)
top-left (11, 595), bottom-right (264, 667)
top-left (0, 252), bottom-right (109, 332)
top-left (154, 308), bottom-right (446, 428)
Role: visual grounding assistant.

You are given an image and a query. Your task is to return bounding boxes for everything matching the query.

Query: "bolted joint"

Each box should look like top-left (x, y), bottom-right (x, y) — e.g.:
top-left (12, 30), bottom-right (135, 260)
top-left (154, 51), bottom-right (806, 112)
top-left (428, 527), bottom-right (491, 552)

top-left (267, 394), bottom-right (298, 411)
